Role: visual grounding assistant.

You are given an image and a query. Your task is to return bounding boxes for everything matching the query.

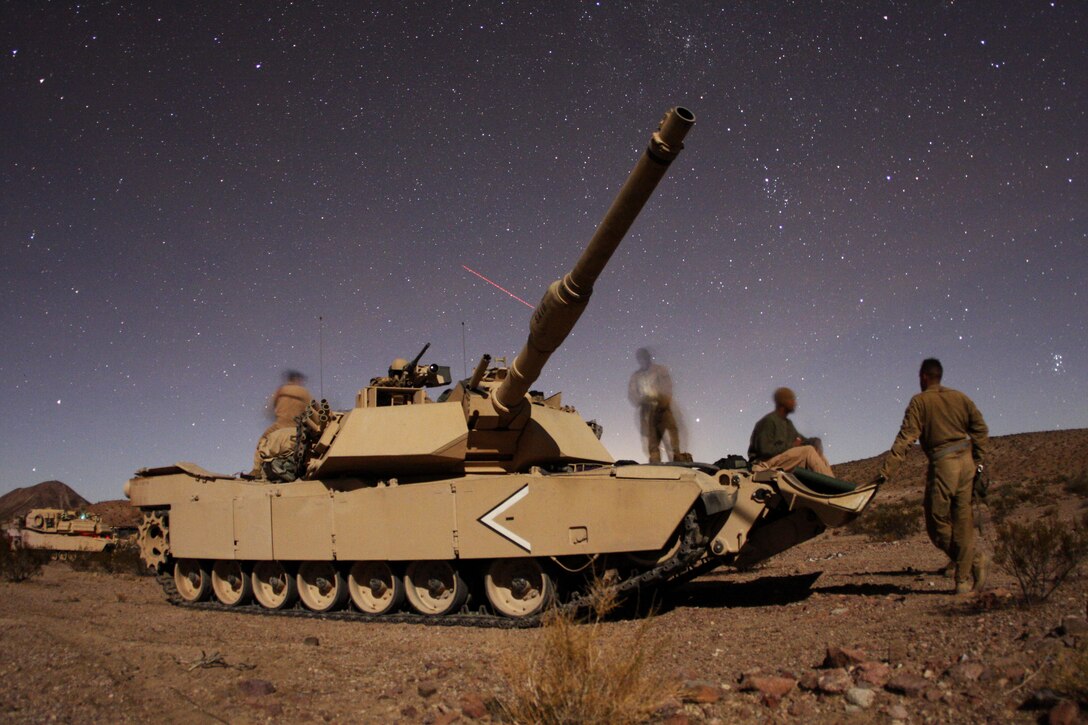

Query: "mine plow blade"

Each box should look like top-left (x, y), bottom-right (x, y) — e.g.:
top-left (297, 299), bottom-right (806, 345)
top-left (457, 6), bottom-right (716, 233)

top-left (776, 469), bottom-right (880, 528)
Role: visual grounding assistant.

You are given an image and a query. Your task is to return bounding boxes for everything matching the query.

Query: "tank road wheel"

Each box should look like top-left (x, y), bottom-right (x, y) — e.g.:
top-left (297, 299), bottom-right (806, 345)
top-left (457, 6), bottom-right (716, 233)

top-left (403, 561), bottom-right (468, 616)
top-left (251, 561), bottom-right (298, 610)
top-left (211, 560), bottom-right (252, 606)
top-left (173, 559), bottom-right (211, 603)
top-left (296, 561), bottom-right (348, 613)
top-left (484, 558), bottom-right (554, 618)
top-left (347, 561), bottom-right (404, 615)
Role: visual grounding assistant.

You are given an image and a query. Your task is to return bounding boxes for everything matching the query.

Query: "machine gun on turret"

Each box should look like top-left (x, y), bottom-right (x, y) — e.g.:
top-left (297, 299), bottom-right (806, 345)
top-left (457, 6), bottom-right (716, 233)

top-left (370, 343), bottom-right (452, 390)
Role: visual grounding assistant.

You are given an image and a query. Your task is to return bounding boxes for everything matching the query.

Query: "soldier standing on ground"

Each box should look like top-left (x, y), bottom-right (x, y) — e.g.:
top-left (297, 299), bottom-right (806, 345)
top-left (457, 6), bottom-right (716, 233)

top-left (251, 370), bottom-right (311, 477)
top-left (874, 358), bottom-right (990, 595)
top-left (748, 387), bottom-right (834, 476)
top-left (628, 348), bottom-right (687, 463)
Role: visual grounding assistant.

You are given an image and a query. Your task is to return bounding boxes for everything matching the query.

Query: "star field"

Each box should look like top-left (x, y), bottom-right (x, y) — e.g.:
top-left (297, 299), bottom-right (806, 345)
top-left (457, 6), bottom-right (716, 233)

top-left (1, 1), bottom-right (1085, 501)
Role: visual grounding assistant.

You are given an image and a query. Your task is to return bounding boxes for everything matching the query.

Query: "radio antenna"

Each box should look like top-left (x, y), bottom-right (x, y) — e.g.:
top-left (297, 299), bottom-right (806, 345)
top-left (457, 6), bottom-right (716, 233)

top-left (318, 315), bottom-right (325, 399)
top-left (461, 321), bottom-right (467, 379)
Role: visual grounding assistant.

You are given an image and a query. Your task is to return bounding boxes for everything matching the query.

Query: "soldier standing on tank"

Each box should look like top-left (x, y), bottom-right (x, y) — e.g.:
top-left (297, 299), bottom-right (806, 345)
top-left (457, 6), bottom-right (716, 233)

top-left (748, 387), bottom-right (834, 476)
top-left (251, 370), bottom-right (312, 477)
top-left (628, 348), bottom-right (687, 463)
top-left (873, 358), bottom-right (990, 595)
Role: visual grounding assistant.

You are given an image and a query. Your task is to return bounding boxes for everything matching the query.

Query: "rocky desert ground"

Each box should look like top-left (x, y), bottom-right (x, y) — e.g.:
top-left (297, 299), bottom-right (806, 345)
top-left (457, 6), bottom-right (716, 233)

top-left (1, 429), bottom-right (1086, 724)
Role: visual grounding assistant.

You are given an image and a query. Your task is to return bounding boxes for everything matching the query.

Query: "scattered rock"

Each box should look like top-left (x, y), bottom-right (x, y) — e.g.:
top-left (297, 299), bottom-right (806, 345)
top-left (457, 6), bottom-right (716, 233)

top-left (948, 661), bottom-right (985, 683)
top-left (885, 672), bottom-right (929, 698)
top-left (459, 692), bottom-right (488, 720)
top-left (401, 705), bottom-right (419, 718)
top-left (975, 587), bottom-right (1015, 609)
top-left (654, 695), bottom-right (684, 719)
top-left (740, 675), bottom-right (795, 706)
top-left (788, 698), bottom-right (816, 719)
top-left (830, 607), bottom-right (849, 616)
top-left (817, 668), bottom-right (853, 694)
top-left (303, 636), bottom-right (320, 647)
top-left (259, 702), bottom-right (284, 717)
top-left (433, 711), bottom-right (461, 725)
top-left (845, 687), bottom-right (876, 709)
top-left (681, 680), bottom-right (722, 704)
top-left (797, 671), bottom-right (820, 691)
top-left (418, 681), bottom-right (439, 698)
top-left (822, 645), bottom-right (867, 669)
top-left (1049, 699), bottom-right (1081, 725)
top-left (1022, 689), bottom-right (1066, 711)
top-left (887, 703), bottom-right (910, 721)
top-left (856, 661), bottom-right (891, 687)
top-left (682, 703), bottom-right (705, 719)
top-left (1060, 616), bottom-right (1088, 637)
top-left (238, 679), bottom-right (276, 698)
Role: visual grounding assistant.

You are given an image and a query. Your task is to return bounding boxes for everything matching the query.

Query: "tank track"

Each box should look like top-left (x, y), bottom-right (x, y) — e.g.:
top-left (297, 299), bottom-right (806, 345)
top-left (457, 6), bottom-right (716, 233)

top-left (154, 511), bottom-right (713, 628)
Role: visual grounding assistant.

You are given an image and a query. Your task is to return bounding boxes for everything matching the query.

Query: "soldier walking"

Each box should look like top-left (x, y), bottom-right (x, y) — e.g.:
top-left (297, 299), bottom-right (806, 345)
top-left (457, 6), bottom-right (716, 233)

top-left (874, 358), bottom-right (990, 595)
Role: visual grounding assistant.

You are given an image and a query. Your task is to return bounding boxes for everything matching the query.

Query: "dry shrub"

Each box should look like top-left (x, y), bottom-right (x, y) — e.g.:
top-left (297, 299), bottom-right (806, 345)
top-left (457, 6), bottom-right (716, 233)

top-left (1049, 645), bottom-right (1088, 703)
top-left (845, 498), bottom-right (921, 542)
top-left (0, 534), bottom-right (46, 583)
top-left (1063, 471), bottom-right (1088, 497)
top-left (994, 517), bottom-right (1088, 603)
top-left (499, 580), bottom-right (677, 724)
top-left (989, 479), bottom-right (1050, 523)
top-left (68, 543), bottom-right (147, 576)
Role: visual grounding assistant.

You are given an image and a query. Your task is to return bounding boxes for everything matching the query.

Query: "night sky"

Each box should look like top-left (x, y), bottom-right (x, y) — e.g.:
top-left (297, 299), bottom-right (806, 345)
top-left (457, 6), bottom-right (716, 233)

top-left (2, 2), bottom-right (1085, 503)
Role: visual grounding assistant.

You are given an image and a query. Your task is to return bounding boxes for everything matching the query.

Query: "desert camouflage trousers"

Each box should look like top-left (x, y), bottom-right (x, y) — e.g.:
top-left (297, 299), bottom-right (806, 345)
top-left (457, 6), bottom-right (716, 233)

top-left (251, 421), bottom-right (296, 476)
top-left (753, 445), bottom-right (834, 477)
top-left (641, 403), bottom-right (680, 464)
top-left (924, 450), bottom-right (976, 585)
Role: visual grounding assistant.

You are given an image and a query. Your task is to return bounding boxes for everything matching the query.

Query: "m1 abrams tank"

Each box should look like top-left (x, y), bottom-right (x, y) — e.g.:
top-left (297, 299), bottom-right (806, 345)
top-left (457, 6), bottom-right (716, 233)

top-left (8, 508), bottom-right (115, 559)
top-left (126, 107), bottom-right (878, 623)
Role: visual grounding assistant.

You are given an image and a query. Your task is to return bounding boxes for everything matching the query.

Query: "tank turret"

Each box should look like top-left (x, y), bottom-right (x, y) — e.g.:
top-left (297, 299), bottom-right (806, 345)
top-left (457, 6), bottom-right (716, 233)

top-left (295, 108), bottom-right (695, 479)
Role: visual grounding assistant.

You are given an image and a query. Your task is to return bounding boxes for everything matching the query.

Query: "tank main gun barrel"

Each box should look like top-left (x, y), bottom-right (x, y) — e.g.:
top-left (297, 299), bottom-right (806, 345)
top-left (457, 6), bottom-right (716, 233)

top-left (493, 107), bottom-right (695, 417)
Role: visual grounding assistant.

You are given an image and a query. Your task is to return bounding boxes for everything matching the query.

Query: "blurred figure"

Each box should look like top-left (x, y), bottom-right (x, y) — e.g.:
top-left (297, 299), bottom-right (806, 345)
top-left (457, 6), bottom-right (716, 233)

top-left (251, 370), bottom-right (311, 477)
top-left (628, 348), bottom-right (688, 463)
top-left (748, 387), bottom-right (833, 476)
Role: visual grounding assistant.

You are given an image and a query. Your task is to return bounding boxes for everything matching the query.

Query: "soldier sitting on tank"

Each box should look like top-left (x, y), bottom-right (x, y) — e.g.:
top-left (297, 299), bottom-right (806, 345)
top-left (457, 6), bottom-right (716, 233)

top-left (251, 370), bottom-right (311, 477)
top-left (747, 387), bottom-right (834, 476)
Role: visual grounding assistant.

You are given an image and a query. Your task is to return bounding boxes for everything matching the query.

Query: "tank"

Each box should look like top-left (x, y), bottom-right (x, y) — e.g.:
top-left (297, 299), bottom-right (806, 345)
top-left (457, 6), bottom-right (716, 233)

top-left (8, 508), bottom-right (115, 558)
top-left (126, 107), bottom-right (878, 621)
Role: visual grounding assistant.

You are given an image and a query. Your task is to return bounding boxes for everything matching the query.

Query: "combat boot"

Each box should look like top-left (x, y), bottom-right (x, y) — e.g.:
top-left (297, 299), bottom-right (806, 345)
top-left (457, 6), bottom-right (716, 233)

top-left (971, 553), bottom-right (989, 592)
top-left (954, 581), bottom-right (973, 596)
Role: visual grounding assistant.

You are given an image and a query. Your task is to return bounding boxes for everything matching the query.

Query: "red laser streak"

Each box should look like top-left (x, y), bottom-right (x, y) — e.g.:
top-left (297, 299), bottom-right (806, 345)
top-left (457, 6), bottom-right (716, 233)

top-left (462, 264), bottom-right (534, 309)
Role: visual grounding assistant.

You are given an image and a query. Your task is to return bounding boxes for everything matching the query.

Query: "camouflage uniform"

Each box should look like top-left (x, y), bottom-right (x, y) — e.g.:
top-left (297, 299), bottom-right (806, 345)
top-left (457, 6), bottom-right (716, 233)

top-left (878, 385), bottom-right (989, 587)
top-left (252, 382), bottom-right (311, 475)
top-left (629, 363), bottom-right (681, 463)
top-left (748, 412), bottom-right (834, 477)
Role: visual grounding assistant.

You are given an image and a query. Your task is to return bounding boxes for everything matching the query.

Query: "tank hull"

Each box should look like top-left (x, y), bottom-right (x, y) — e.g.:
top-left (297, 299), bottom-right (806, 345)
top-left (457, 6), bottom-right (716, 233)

top-left (128, 462), bottom-right (877, 618)
top-left (130, 465), bottom-right (705, 562)
top-left (16, 530), bottom-right (113, 554)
